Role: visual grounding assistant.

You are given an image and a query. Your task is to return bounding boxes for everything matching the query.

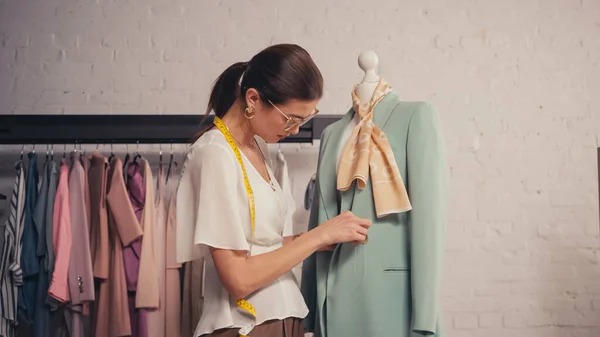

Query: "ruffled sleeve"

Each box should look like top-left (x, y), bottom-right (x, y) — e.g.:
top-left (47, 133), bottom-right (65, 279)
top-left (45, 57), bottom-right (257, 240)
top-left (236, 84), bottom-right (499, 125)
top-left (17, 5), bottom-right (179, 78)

top-left (176, 142), bottom-right (251, 263)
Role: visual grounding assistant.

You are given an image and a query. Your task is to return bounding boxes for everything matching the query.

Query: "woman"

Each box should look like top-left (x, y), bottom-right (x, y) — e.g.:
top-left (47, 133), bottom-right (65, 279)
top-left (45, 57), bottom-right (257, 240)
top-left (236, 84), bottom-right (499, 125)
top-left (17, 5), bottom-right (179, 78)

top-left (176, 44), bottom-right (371, 337)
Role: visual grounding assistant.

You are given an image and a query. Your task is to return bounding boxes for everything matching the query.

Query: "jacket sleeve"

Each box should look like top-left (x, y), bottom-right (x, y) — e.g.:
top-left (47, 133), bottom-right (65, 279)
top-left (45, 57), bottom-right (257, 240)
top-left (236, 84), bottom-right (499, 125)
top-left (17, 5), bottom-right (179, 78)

top-left (300, 129), bottom-right (329, 333)
top-left (67, 164), bottom-right (95, 304)
top-left (106, 163), bottom-right (143, 247)
top-left (406, 102), bottom-right (447, 335)
top-left (48, 173), bottom-right (72, 303)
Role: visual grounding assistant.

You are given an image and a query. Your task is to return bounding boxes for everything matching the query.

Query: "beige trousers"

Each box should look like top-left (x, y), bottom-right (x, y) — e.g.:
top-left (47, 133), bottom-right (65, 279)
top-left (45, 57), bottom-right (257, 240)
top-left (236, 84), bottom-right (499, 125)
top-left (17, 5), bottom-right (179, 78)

top-left (201, 318), bottom-right (304, 337)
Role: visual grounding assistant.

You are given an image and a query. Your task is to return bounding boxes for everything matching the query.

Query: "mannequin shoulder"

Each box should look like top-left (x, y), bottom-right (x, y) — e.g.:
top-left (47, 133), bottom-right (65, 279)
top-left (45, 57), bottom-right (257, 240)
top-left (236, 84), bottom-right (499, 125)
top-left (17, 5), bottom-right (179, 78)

top-left (392, 101), bottom-right (439, 120)
top-left (320, 108), bottom-right (355, 139)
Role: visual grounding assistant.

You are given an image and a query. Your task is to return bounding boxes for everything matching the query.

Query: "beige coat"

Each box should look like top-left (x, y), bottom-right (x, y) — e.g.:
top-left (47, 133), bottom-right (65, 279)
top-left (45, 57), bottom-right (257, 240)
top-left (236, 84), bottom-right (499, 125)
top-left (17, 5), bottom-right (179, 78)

top-left (135, 158), bottom-right (159, 309)
top-left (147, 166), bottom-right (167, 337)
top-left (95, 157), bottom-right (143, 337)
top-left (165, 177), bottom-right (182, 336)
top-left (88, 152), bottom-right (109, 280)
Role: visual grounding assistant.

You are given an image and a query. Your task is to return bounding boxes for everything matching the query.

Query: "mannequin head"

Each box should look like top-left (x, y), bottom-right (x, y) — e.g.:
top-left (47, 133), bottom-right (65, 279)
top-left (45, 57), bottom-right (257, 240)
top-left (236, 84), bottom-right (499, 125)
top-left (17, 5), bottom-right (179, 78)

top-left (196, 44), bottom-right (323, 143)
top-left (358, 50), bottom-right (380, 83)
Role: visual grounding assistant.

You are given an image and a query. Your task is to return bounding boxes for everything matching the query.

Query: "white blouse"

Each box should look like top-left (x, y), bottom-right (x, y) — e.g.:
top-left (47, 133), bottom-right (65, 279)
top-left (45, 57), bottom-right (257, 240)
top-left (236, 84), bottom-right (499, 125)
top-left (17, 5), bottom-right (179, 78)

top-left (175, 129), bottom-right (308, 337)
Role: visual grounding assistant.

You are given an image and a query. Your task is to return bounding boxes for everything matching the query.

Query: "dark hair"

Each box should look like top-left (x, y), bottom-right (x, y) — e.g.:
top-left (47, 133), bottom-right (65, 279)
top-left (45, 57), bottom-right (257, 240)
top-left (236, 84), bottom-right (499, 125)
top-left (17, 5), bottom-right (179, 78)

top-left (192, 44), bottom-right (324, 142)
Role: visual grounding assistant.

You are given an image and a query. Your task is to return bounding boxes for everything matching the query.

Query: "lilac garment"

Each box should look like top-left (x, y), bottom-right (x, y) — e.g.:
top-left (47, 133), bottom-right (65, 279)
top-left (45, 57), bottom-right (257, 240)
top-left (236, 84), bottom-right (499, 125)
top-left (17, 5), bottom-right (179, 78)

top-left (123, 161), bottom-right (147, 337)
top-left (123, 163), bottom-right (144, 290)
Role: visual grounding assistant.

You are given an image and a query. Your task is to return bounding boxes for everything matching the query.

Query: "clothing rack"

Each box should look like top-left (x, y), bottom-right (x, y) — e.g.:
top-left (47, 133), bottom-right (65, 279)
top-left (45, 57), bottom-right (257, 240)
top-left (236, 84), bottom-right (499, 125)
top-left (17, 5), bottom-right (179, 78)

top-left (0, 114), bottom-right (342, 145)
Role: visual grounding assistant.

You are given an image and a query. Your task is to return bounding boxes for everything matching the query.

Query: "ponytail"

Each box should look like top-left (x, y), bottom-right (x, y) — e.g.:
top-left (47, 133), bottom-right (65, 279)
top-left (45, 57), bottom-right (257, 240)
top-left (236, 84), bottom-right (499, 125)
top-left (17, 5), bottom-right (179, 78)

top-left (191, 44), bottom-right (324, 144)
top-left (191, 61), bottom-right (248, 143)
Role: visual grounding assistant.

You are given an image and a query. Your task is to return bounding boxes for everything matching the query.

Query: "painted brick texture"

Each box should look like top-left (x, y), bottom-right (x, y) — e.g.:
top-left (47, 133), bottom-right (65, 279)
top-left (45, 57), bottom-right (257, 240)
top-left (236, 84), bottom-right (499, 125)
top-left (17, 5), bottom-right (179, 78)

top-left (1, 1), bottom-right (600, 336)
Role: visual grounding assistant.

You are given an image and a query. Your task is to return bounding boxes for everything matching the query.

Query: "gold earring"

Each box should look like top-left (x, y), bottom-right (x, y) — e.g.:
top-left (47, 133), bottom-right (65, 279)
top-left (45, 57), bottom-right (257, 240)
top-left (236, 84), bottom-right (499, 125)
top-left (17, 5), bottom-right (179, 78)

top-left (244, 106), bottom-right (255, 119)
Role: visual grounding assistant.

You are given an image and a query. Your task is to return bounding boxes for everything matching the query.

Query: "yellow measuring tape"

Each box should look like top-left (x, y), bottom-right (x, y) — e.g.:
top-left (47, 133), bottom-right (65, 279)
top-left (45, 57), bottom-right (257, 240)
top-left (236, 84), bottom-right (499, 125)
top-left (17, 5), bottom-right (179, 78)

top-left (213, 116), bottom-right (257, 337)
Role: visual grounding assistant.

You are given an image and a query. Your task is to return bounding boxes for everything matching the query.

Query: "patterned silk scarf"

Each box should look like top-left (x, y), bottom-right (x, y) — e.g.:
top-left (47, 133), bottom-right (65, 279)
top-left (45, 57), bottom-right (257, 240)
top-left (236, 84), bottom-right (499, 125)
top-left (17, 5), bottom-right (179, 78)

top-left (336, 79), bottom-right (412, 218)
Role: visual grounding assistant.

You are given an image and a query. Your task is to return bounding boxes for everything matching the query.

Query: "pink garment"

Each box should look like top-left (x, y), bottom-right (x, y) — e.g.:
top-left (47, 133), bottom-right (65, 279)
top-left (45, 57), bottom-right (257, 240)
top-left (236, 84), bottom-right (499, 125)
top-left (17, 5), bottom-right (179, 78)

top-left (48, 159), bottom-right (72, 303)
top-left (68, 153), bottom-right (95, 337)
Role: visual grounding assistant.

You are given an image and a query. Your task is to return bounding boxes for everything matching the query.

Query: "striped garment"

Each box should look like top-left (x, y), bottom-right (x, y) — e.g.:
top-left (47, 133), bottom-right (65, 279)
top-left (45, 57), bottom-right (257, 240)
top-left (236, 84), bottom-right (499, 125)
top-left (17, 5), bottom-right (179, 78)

top-left (0, 161), bottom-right (26, 337)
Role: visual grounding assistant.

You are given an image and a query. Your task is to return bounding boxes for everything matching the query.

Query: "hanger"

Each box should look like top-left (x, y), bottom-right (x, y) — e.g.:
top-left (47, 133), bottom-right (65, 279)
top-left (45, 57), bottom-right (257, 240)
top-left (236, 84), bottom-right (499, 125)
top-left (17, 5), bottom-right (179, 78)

top-left (20, 145), bottom-right (25, 161)
top-left (78, 142), bottom-right (85, 159)
top-left (133, 141), bottom-right (142, 163)
top-left (50, 144), bottom-right (54, 161)
top-left (166, 143), bottom-right (178, 184)
top-left (123, 143), bottom-right (130, 169)
top-left (45, 144), bottom-right (49, 163)
top-left (108, 143), bottom-right (115, 163)
top-left (158, 144), bottom-right (163, 171)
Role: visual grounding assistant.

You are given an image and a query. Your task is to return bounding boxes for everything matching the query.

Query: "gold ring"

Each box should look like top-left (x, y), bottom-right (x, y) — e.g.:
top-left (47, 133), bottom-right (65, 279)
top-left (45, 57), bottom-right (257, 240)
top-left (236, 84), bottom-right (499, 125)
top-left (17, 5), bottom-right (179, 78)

top-left (362, 235), bottom-right (368, 244)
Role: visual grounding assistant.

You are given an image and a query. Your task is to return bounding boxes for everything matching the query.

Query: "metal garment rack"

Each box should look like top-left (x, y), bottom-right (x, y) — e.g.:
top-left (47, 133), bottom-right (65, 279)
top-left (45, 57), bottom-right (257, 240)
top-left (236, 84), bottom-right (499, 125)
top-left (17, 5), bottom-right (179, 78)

top-left (0, 114), bottom-right (341, 145)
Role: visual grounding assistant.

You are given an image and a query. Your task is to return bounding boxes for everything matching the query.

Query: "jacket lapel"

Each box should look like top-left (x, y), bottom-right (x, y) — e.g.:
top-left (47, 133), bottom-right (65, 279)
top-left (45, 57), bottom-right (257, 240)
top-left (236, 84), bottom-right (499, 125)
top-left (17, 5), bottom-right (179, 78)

top-left (339, 166), bottom-right (356, 213)
top-left (373, 91), bottom-right (399, 132)
top-left (317, 110), bottom-right (354, 220)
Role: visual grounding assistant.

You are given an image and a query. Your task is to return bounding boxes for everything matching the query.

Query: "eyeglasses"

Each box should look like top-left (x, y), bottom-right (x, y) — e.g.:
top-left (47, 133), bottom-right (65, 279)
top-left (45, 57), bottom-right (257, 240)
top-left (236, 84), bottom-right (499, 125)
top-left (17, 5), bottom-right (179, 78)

top-left (268, 100), bottom-right (319, 132)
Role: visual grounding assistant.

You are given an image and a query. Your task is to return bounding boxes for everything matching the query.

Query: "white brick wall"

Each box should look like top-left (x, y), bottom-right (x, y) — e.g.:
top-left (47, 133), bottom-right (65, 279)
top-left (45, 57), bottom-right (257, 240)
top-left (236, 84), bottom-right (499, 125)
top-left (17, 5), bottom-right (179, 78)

top-left (1, 0), bottom-right (600, 336)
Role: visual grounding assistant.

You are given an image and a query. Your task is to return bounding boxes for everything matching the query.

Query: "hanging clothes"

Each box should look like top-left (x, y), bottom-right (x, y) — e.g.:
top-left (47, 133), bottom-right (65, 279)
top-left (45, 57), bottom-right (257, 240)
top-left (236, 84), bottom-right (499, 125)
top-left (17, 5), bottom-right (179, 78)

top-left (136, 158), bottom-right (159, 312)
top-left (303, 174), bottom-right (316, 211)
top-left (0, 160), bottom-right (26, 337)
top-left (31, 159), bottom-right (58, 337)
top-left (94, 157), bottom-right (143, 337)
top-left (147, 166), bottom-right (167, 337)
top-left (164, 174), bottom-right (181, 337)
top-left (134, 158), bottom-right (160, 336)
top-left (45, 158), bottom-right (74, 337)
top-left (0, 194), bottom-right (8, 236)
top-left (81, 154), bottom-right (92, 234)
top-left (67, 152), bottom-right (95, 337)
top-left (44, 162), bottom-right (59, 283)
top-left (18, 152), bottom-right (40, 326)
top-left (88, 152), bottom-right (110, 280)
top-left (124, 159), bottom-right (146, 337)
top-left (88, 152), bottom-right (109, 337)
top-left (47, 159), bottom-right (72, 304)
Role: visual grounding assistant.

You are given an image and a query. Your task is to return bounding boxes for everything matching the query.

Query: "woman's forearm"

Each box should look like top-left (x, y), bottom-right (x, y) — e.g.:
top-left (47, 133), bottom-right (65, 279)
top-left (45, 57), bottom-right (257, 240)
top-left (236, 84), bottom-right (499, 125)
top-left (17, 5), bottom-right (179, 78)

top-left (210, 229), bottom-right (323, 299)
top-left (282, 233), bottom-right (304, 246)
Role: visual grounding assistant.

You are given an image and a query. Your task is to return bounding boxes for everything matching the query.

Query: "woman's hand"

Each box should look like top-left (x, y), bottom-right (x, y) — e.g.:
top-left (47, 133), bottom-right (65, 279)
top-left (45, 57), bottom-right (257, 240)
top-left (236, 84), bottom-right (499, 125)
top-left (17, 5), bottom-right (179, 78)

top-left (210, 211), bottom-right (370, 299)
top-left (314, 210), bottom-right (371, 247)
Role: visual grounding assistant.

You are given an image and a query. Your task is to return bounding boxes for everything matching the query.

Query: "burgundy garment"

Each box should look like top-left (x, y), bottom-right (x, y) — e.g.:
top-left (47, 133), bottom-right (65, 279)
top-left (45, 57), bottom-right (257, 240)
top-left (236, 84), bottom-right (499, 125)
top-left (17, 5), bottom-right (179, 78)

top-left (123, 161), bottom-right (148, 337)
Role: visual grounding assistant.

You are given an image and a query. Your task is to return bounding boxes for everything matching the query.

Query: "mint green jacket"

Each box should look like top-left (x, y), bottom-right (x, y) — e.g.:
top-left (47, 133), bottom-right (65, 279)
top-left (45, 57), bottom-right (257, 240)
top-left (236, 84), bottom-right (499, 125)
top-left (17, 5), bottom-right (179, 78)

top-left (300, 91), bottom-right (447, 337)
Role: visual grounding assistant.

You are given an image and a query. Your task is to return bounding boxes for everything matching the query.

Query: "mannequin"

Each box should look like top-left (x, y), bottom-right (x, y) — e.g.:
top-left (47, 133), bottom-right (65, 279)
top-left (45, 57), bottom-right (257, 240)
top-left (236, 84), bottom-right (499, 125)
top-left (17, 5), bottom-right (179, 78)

top-left (301, 51), bottom-right (447, 337)
top-left (336, 50), bottom-right (384, 169)
top-left (355, 50), bottom-right (380, 103)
